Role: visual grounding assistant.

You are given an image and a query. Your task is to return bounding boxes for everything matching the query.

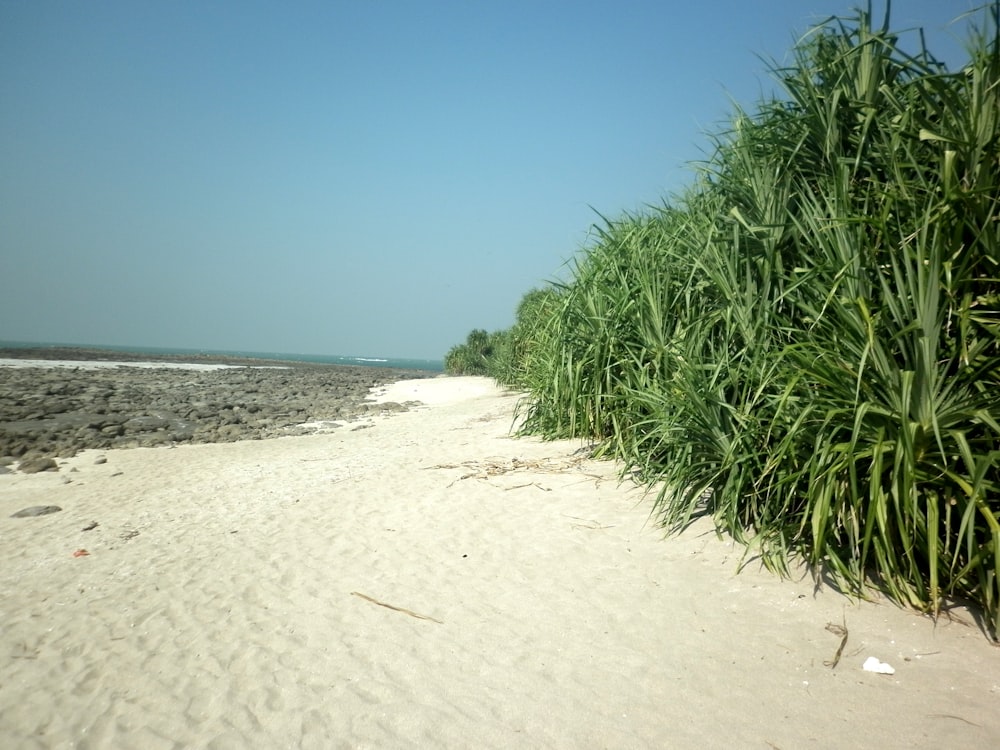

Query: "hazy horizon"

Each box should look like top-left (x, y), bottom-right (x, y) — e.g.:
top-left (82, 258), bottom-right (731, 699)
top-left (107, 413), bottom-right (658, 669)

top-left (0, 1), bottom-right (976, 360)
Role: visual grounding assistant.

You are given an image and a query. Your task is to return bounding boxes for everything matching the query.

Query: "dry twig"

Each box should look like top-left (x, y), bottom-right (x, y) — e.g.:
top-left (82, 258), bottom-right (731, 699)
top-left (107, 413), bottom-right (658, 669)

top-left (350, 591), bottom-right (443, 624)
top-left (426, 455), bottom-right (604, 488)
top-left (824, 617), bottom-right (849, 668)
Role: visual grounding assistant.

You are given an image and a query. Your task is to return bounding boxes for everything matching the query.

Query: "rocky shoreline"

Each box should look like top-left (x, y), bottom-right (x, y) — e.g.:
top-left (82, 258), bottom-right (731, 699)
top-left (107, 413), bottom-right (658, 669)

top-left (0, 348), bottom-right (433, 467)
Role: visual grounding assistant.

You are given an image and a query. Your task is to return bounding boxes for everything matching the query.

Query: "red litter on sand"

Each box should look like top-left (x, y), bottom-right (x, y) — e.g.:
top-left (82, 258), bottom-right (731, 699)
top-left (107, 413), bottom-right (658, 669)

top-left (72, 549), bottom-right (90, 557)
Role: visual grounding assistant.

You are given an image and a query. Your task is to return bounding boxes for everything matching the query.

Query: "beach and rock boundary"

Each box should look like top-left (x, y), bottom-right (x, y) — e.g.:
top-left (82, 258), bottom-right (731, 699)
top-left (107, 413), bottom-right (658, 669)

top-left (0, 348), bottom-right (431, 463)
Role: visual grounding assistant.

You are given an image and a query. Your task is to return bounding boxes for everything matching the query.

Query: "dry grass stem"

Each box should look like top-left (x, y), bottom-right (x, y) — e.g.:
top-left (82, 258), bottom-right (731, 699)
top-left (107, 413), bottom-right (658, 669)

top-left (823, 618), bottom-right (849, 668)
top-left (350, 591), bottom-right (443, 624)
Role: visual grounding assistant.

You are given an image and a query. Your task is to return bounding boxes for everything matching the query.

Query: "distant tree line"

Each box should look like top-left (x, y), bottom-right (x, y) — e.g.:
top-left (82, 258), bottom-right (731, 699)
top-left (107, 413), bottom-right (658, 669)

top-left (444, 287), bottom-right (561, 381)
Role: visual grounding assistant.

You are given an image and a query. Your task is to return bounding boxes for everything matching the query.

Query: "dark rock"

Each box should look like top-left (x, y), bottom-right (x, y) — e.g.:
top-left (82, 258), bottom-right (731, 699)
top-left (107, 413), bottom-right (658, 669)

top-left (19, 457), bottom-right (58, 473)
top-left (123, 415), bottom-right (171, 432)
top-left (0, 357), bottom-right (431, 457)
top-left (11, 505), bottom-right (62, 517)
top-left (168, 423), bottom-right (196, 441)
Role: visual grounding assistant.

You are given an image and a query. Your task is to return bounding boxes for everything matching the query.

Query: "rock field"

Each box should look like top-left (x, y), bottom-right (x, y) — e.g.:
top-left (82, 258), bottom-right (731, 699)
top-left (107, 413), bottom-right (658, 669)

top-left (0, 352), bottom-right (430, 468)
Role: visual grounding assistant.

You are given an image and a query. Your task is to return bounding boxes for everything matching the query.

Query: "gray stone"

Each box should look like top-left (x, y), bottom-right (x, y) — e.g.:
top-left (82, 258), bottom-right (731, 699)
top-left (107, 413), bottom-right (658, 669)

top-left (123, 415), bottom-right (171, 432)
top-left (11, 505), bottom-right (62, 517)
top-left (19, 457), bottom-right (58, 473)
top-left (0, 352), bottom-right (428, 457)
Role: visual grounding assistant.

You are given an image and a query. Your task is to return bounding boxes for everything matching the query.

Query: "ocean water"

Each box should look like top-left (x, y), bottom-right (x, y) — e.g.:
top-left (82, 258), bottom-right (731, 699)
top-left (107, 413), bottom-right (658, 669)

top-left (0, 340), bottom-right (444, 373)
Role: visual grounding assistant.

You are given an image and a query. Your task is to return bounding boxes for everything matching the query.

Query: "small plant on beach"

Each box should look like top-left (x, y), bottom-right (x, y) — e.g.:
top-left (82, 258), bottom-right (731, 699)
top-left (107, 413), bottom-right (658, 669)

top-left (515, 3), bottom-right (1000, 637)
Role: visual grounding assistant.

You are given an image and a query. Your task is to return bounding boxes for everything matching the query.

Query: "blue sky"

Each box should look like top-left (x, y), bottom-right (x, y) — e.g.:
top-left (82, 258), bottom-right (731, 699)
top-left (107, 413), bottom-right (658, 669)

top-left (0, 1), bottom-right (979, 360)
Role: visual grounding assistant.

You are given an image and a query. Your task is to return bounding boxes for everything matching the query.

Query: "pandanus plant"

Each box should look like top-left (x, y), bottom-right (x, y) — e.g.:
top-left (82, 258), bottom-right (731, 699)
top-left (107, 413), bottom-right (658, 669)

top-left (516, 3), bottom-right (1000, 636)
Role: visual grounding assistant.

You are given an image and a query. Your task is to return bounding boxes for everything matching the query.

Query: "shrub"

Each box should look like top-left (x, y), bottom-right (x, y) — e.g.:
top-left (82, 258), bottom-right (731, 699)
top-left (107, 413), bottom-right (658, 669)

top-left (515, 4), bottom-right (1000, 636)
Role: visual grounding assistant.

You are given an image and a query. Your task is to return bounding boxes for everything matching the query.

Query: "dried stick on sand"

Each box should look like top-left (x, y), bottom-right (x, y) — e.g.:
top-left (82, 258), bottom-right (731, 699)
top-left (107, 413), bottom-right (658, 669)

top-left (351, 591), bottom-right (444, 624)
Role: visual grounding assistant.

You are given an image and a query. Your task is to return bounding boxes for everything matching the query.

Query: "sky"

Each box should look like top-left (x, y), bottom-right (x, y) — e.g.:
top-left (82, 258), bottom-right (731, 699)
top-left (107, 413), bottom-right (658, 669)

top-left (0, 0), bottom-right (982, 360)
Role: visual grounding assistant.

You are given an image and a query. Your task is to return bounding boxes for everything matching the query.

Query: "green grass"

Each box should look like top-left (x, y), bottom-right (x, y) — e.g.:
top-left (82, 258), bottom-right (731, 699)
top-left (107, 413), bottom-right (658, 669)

top-left (500, 3), bottom-right (1000, 637)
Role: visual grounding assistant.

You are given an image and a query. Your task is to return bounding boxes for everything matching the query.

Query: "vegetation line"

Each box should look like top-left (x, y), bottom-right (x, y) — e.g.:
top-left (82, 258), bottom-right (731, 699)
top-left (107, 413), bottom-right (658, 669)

top-left (445, 2), bottom-right (1000, 639)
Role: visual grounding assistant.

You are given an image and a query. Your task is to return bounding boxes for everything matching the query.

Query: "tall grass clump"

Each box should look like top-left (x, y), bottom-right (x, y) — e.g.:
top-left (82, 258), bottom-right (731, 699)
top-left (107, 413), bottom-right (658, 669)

top-left (517, 3), bottom-right (1000, 636)
top-left (516, 209), bottom-right (702, 452)
top-left (444, 329), bottom-right (499, 375)
top-left (444, 289), bottom-right (563, 379)
top-left (491, 287), bottom-right (564, 388)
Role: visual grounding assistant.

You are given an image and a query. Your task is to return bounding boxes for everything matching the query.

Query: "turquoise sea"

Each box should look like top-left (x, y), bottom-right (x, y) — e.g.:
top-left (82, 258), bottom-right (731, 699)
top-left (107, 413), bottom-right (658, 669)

top-left (0, 340), bottom-right (444, 373)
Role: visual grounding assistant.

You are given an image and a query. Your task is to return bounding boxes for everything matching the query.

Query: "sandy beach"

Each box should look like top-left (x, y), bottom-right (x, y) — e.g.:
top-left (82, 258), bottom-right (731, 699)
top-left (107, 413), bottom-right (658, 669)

top-left (1, 375), bottom-right (997, 749)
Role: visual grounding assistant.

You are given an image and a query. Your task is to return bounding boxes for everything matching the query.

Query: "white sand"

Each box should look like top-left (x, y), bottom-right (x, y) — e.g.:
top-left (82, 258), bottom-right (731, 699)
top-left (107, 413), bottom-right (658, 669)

top-left (1, 376), bottom-right (997, 749)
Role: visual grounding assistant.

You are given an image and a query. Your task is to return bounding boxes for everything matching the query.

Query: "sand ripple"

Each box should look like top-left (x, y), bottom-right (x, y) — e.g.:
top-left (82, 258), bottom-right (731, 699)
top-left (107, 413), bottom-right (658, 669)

top-left (2, 378), bottom-right (998, 748)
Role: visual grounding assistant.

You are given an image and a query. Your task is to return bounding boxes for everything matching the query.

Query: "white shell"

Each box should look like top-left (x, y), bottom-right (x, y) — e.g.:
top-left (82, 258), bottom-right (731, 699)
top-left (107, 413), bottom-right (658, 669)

top-left (862, 656), bottom-right (896, 675)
